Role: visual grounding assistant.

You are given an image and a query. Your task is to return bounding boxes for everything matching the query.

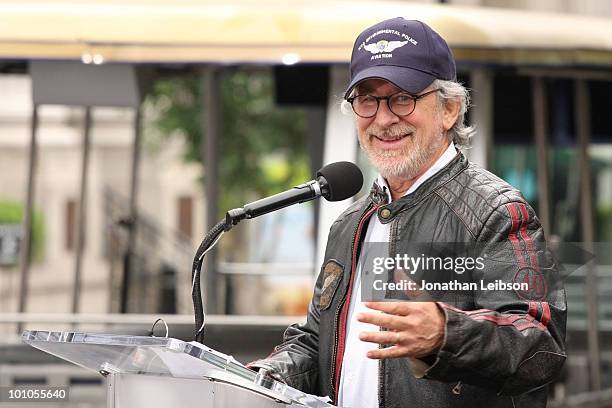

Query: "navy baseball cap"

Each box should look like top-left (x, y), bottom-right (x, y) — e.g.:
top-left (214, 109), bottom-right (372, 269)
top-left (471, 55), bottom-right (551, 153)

top-left (345, 18), bottom-right (456, 98)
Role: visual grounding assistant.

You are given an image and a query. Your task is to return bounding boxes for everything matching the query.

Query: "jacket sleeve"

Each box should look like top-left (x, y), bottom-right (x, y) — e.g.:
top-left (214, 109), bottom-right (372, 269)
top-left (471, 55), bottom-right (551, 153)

top-left (423, 201), bottom-right (567, 396)
top-left (246, 267), bottom-right (323, 394)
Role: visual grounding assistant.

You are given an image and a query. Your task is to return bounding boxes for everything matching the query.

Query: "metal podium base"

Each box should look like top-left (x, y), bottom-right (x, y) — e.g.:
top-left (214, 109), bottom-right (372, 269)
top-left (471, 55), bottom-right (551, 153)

top-left (107, 373), bottom-right (297, 408)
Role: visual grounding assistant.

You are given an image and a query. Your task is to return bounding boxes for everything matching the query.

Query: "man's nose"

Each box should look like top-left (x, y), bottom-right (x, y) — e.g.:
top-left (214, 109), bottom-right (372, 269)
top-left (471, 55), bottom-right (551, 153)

top-left (374, 99), bottom-right (400, 127)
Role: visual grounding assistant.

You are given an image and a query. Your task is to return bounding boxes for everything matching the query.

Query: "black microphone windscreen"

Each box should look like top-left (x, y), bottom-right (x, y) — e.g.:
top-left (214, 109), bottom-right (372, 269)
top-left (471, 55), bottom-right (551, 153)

top-left (317, 161), bottom-right (363, 201)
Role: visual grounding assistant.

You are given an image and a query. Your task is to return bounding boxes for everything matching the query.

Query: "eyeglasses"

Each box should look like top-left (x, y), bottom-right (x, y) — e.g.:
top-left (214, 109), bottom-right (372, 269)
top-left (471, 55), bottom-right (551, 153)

top-left (346, 88), bottom-right (441, 118)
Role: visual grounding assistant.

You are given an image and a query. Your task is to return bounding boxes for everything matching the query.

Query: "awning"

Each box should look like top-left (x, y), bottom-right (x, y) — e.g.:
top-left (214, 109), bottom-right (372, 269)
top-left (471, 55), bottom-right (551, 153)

top-left (0, 0), bottom-right (611, 66)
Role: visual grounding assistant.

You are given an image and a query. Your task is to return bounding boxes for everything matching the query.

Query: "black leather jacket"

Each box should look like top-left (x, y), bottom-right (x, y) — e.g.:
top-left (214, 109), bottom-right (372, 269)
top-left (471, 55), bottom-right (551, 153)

top-left (250, 153), bottom-right (567, 407)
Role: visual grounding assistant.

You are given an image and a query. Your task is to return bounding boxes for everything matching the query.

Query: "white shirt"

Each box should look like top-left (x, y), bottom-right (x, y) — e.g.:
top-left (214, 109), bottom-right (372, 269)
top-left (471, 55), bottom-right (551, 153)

top-left (338, 143), bottom-right (457, 408)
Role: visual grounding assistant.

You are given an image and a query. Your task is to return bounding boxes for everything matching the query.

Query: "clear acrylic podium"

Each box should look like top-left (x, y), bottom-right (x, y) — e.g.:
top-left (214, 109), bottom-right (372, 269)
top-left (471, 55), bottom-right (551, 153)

top-left (22, 330), bottom-right (334, 408)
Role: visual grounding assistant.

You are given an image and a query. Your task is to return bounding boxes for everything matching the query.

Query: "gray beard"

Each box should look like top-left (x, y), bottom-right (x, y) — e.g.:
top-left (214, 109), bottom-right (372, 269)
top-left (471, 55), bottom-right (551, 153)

top-left (361, 123), bottom-right (447, 181)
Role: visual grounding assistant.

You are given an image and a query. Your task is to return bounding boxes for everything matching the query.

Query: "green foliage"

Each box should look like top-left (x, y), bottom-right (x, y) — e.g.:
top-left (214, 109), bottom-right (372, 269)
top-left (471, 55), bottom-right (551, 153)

top-left (147, 69), bottom-right (309, 216)
top-left (0, 199), bottom-right (45, 262)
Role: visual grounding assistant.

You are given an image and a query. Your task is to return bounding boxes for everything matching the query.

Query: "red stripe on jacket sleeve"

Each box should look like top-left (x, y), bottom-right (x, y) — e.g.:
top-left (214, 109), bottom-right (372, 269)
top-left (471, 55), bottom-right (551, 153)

top-left (517, 203), bottom-right (540, 272)
top-left (505, 203), bottom-right (527, 269)
top-left (541, 302), bottom-right (551, 327)
top-left (471, 313), bottom-right (546, 331)
top-left (439, 303), bottom-right (548, 332)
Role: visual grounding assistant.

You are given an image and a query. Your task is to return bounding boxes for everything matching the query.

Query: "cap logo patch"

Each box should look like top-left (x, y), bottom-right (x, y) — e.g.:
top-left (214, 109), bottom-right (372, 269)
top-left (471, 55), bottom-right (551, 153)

top-left (358, 29), bottom-right (418, 61)
top-left (364, 40), bottom-right (408, 54)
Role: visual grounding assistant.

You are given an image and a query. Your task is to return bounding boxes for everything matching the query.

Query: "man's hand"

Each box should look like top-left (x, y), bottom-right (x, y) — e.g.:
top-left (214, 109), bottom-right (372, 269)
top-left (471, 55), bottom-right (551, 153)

top-left (357, 302), bottom-right (446, 359)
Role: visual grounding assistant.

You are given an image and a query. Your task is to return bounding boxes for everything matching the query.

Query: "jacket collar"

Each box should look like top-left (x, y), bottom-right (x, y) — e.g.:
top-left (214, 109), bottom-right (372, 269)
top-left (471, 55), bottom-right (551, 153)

top-left (368, 151), bottom-right (468, 212)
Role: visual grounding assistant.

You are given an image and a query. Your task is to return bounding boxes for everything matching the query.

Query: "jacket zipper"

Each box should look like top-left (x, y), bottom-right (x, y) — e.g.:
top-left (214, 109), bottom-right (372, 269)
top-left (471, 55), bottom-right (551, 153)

top-left (378, 217), bottom-right (397, 407)
top-left (330, 202), bottom-right (380, 404)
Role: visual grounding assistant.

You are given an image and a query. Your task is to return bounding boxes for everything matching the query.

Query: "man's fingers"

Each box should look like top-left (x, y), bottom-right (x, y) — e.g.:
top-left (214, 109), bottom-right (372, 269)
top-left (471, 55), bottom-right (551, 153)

top-left (364, 301), bottom-right (412, 315)
top-left (359, 330), bottom-right (400, 345)
top-left (366, 346), bottom-right (407, 359)
top-left (356, 312), bottom-right (405, 330)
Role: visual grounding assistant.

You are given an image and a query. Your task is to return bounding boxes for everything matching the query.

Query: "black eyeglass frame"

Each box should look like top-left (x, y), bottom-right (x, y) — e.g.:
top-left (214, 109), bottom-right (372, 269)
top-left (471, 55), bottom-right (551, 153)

top-left (346, 88), bottom-right (441, 118)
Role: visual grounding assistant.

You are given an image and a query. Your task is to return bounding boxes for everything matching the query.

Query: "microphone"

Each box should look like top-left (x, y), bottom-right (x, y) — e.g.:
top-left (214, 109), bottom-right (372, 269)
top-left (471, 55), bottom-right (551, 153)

top-left (226, 161), bottom-right (363, 226)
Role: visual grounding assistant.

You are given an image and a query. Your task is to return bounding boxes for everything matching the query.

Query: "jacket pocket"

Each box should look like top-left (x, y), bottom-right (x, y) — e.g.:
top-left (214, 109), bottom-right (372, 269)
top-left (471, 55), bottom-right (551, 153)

top-left (319, 259), bottom-right (344, 310)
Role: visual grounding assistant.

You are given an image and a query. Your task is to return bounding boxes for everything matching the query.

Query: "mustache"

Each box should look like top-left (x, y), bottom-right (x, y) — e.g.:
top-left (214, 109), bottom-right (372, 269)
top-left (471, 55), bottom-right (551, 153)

top-left (366, 124), bottom-right (416, 138)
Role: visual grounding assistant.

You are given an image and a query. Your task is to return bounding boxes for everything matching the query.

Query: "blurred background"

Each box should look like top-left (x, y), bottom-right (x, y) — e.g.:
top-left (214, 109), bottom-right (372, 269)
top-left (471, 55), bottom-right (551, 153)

top-left (0, 0), bottom-right (611, 406)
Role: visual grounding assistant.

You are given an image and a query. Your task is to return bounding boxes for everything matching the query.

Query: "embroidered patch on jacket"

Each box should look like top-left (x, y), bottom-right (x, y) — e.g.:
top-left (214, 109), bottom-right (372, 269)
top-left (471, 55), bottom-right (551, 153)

top-left (319, 260), bottom-right (344, 310)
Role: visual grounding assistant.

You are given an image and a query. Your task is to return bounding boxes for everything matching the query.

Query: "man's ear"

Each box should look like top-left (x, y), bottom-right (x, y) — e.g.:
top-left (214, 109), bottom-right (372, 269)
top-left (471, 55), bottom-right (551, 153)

top-left (442, 98), bottom-right (461, 131)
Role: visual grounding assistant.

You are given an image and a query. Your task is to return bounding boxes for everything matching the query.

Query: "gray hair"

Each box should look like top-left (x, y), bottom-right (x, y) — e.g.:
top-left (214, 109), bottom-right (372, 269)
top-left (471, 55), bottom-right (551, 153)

top-left (340, 79), bottom-right (476, 149)
top-left (432, 79), bottom-right (475, 149)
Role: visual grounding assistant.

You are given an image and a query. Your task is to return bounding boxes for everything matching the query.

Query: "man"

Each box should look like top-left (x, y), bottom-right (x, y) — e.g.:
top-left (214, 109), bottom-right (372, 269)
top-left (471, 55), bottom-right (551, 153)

top-left (249, 18), bottom-right (566, 407)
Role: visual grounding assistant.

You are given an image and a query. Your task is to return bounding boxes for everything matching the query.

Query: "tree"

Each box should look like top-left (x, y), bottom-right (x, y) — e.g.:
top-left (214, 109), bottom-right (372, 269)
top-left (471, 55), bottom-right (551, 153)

top-left (146, 68), bottom-right (310, 217)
